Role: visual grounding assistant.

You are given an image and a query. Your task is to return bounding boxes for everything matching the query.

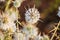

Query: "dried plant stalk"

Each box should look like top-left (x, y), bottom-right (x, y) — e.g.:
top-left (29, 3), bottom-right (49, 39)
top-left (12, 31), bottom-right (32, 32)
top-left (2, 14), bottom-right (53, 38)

top-left (50, 21), bottom-right (60, 40)
top-left (5, 0), bottom-right (12, 11)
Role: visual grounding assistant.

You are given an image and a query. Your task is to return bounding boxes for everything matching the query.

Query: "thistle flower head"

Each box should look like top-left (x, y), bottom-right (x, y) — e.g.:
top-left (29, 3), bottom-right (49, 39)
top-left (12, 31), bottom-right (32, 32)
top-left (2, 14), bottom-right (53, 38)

top-left (0, 8), bottom-right (18, 32)
top-left (25, 7), bottom-right (40, 24)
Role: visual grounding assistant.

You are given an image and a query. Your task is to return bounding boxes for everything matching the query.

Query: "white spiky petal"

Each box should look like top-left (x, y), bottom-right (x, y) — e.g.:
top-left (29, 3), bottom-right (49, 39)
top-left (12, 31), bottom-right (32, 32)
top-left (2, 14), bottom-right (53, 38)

top-left (25, 7), bottom-right (40, 24)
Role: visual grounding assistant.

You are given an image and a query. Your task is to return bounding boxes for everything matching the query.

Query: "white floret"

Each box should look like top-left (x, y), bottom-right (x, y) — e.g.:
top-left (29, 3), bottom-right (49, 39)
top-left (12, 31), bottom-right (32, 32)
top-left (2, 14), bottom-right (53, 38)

top-left (21, 24), bottom-right (38, 39)
top-left (25, 8), bottom-right (40, 24)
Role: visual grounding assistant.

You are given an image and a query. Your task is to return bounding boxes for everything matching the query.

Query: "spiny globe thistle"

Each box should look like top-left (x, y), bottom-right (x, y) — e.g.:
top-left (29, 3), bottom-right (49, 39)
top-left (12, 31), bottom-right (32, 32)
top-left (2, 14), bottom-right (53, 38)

top-left (25, 7), bottom-right (40, 24)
